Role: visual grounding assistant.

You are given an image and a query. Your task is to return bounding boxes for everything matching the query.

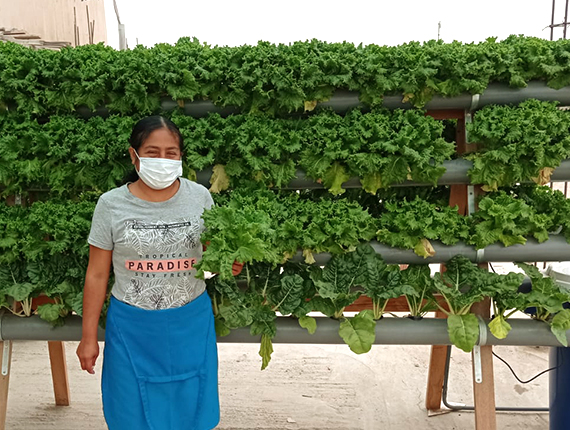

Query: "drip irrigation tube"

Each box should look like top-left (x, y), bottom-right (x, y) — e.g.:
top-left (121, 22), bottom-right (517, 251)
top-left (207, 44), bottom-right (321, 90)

top-left (1, 314), bottom-right (568, 346)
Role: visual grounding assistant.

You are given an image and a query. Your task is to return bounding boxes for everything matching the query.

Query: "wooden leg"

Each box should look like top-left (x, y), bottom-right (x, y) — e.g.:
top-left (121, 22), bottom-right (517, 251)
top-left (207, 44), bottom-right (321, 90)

top-left (471, 298), bottom-right (496, 430)
top-left (472, 345), bottom-right (496, 430)
top-left (425, 310), bottom-right (448, 411)
top-left (48, 341), bottom-right (70, 406)
top-left (425, 345), bottom-right (448, 411)
top-left (0, 341), bottom-right (13, 430)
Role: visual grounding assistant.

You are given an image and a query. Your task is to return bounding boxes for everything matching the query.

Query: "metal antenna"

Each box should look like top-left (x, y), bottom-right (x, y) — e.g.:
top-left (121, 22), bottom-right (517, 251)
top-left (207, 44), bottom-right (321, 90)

top-left (113, 0), bottom-right (122, 25)
top-left (547, 0), bottom-right (570, 40)
top-left (112, 0), bottom-right (127, 49)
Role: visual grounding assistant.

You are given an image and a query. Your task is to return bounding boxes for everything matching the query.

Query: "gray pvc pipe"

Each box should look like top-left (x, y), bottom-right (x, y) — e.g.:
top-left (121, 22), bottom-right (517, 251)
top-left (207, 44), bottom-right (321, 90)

top-left (193, 159), bottom-right (570, 189)
top-left (72, 81), bottom-right (570, 119)
top-left (195, 168), bottom-right (213, 187)
top-left (279, 159), bottom-right (476, 189)
top-left (478, 81), bottom-right (570, 108)
top-left (341, 82), bottom-right (570, 111)
top-left (1, 314), bottom-right (567, 347)
top-left (266, 317), bottom-right (569, 347)
top-left (13, 158), bottom-right (570, 193)
top-left (161, 99), bottom-right (239, 118)
top-left (156, 81), bottom-right (570, 117)
top-left (550, 159), bottom-right (570, 181)
top-left (482, 235), bottom-right (570, 262)
top-left (318, 81), bottom-right (570, 111)
top-left (403, 158), bottom-right (570, 185)
top-left (295, 235), bottom-right (570, 265)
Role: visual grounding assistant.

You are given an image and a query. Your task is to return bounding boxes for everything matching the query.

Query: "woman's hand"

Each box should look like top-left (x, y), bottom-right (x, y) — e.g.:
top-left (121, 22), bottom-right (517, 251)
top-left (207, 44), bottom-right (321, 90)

top-left (232, 261), bottom-right (244, 276)
top-left (76, 339), bottom-right (100, 375)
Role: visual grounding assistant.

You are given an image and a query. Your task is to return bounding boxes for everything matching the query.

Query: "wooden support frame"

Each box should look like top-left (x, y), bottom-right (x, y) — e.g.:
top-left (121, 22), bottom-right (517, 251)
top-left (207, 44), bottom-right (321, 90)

top-left (48, 342), bottom-right (71, 406)
top-left (344, 295), bottom-right (449, 313)
top-left (471, 298), bottom-right (497, 430)
top-left (423, 109), bottom-right (497, 429)
top-left (424, 109), bottom-right (468, 414)
top-left (346, 108), bottom-right (498, 428)
top-left (2, 192), bottom-right (72, 422)
top-left (0, 341), bottom-right (12, 430)
top-left (0, 341), bottom-right (70, 429)
top-left (0, 108), bottom-right (504, 429)
top-left (425, 311), bottom-right (449, 412)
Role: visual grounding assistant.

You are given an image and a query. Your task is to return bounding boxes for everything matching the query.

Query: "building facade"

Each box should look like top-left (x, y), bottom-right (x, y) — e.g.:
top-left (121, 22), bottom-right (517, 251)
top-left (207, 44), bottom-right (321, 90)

top-left (0, 0), bottom-right (107, 45)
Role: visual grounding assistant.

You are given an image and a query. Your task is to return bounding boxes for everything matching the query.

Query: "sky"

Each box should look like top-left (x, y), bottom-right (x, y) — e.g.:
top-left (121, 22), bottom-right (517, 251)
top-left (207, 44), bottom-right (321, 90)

top-left (102, 0), bottom-right (567, 50)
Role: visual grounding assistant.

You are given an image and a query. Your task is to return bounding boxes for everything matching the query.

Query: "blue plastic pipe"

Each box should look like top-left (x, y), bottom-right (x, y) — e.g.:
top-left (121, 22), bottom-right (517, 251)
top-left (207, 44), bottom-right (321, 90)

top-left (549, 347), bottom-right (570, 430)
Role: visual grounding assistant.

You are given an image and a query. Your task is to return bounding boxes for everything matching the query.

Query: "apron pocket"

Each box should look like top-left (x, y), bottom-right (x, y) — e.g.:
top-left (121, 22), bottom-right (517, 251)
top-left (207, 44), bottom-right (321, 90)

top-left (139, 370), bottom-right (204, 430)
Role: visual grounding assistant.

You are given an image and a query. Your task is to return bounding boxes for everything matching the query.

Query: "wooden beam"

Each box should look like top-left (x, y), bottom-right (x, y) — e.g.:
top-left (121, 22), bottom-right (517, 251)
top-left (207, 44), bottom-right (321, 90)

top-left (48, 341), bottom-right (70, 406)
top-left (424, 112), bottom-right (469, 414)
top-left (471, 298), bottom-right (496, 430)
top-left (449, 184), bottom-right (468, 216)
top-left (425, 110), bottom-right (465, 120)
top-left (0, 341), bottom-right (13, 430)
top-left (425, 310), bottom-right (449, 412)
top-left (344, 295), bottom-right (449, 313)
top-left (455, 112), bottom-right (468, 155)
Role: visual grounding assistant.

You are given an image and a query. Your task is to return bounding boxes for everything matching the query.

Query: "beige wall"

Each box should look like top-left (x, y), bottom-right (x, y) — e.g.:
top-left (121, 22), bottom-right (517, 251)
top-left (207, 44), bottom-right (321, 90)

top-left (0, 0), bottom-right (107, 45)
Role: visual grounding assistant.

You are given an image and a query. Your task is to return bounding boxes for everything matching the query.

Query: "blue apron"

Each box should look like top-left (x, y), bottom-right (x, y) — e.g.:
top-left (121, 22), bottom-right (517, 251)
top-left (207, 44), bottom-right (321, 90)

top-left (102, 291), bottom-right (220, 430)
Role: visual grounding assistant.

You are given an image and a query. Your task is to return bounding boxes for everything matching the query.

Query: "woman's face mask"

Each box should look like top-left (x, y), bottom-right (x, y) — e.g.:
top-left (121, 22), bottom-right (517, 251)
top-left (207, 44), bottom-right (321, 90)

top-left (134, 151), bottom-right (182, 190)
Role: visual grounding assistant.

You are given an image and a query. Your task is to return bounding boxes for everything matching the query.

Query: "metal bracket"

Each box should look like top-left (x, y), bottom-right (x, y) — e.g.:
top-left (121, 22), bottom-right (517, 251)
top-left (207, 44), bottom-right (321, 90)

top-left (477, 315), bottom-right (488, 346)
top-left (470, 94), bottom-right (481, 112)
top-left (2, 341), bottom-right (11, 376)
top-left (0, 310), bottom-right (4, 342)
top-left (476, 248), bottom-right (485, 263)
top-left (467, 185), bottom-right (476, 215)
top-left (465, 94), bottom-right (480, 145)
top-left (473, 315), bottom-right (488, 384)
top-left (473, 345), bottom-right (483, 384)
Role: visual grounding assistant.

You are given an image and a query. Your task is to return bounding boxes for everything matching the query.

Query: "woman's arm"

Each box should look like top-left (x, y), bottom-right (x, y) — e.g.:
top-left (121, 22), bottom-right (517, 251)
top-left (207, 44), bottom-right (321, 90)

top-left (76, 245), bottom-right (112, 374)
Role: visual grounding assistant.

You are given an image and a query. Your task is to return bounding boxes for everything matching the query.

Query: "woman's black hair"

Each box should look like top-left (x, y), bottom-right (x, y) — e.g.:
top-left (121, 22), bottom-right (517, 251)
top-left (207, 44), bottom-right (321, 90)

top-left (122, 115), bottom-right (184, 184)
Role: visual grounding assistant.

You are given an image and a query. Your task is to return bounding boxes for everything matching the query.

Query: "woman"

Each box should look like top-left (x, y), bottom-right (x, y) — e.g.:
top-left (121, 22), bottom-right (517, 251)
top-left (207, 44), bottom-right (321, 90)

top-left (76, 115), bottom-right (242, 430)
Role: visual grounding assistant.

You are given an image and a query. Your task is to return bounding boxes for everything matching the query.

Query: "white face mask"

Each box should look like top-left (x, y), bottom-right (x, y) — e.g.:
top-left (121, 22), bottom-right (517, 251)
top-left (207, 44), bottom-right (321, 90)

top-left (134, 151), bottom-right (183, 190)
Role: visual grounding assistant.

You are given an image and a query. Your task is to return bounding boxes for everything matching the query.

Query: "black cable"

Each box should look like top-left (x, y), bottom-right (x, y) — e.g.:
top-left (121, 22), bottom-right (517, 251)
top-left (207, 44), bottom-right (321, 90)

top-left (442, 261), bottom-right (555, 411)
top-left (442, 345), bottom-right (551, 412)
top-left (487, 261), bottom-right (562, 383)
top-left (492, 349), bottom-right (562, 384)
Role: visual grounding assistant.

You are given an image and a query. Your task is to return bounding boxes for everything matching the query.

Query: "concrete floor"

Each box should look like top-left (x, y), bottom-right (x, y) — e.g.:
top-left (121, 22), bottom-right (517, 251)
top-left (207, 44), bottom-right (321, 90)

top-left (3, 337), bottom-right (551, 429)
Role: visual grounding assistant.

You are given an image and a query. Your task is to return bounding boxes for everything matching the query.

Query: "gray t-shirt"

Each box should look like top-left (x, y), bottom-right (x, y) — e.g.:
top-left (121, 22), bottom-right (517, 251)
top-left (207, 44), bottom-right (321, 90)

top-left (88, 178), bottom-right (214, 310)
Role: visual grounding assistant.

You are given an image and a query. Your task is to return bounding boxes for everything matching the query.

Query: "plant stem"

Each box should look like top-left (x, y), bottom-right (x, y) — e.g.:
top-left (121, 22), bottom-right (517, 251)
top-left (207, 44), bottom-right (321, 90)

top-left (246, 263), bottom-right (251, 290)
top-left (22, 298), bottom-right (32, 317)
top-left (261, 268), bottom-right (270, 299)
top-left (373, 300), bottom-right (383, 320)
top-left (405, 295), bottom-right (416, 317)
top-left (272, 285), bottom-right (293, 312)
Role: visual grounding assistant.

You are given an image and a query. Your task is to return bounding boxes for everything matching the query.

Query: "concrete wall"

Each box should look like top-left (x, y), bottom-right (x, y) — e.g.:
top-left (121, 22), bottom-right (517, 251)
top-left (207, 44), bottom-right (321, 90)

top-left (0, 0), bottom-right (107, 45)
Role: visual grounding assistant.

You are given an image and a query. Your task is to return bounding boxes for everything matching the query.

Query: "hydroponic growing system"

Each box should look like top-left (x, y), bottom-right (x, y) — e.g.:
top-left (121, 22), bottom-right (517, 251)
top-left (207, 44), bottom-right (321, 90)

top-left (2, 36), bottom-right (570, 430)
